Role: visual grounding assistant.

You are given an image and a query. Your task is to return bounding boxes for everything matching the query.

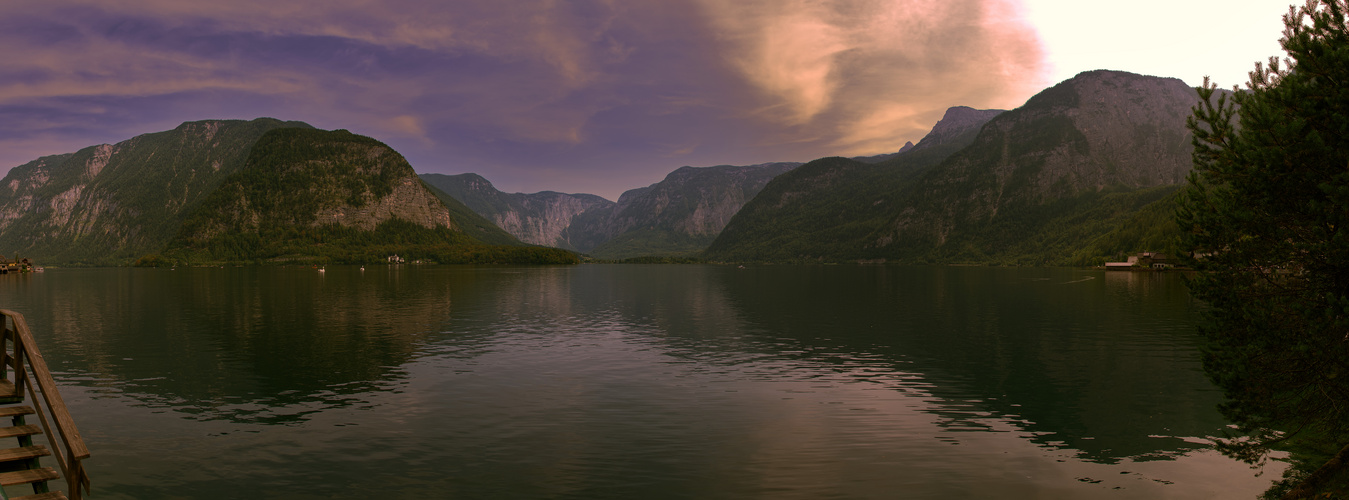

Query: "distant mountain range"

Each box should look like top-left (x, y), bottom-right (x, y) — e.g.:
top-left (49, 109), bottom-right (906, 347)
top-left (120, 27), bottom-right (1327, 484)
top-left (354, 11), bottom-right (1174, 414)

top-left (419, 173), bottom-right (615, 252)
top-left (0, 69), bottom-right (1200, 266)
top-left (422, 161), bottom-right (798, 259)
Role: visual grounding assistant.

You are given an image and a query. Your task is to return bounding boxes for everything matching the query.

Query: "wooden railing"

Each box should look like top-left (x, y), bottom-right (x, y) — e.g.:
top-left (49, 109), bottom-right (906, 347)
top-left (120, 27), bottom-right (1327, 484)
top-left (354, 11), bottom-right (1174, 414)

top-left (0, 310), bottom-right (90, 500)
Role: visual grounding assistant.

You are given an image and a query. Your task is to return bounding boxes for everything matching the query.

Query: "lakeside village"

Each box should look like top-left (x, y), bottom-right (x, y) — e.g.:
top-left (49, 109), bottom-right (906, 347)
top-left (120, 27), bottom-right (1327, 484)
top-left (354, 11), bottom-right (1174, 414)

top-left (1103, 252), bottom-right (1174, 271)
top-left (0, 255), bottom-right (38, 274)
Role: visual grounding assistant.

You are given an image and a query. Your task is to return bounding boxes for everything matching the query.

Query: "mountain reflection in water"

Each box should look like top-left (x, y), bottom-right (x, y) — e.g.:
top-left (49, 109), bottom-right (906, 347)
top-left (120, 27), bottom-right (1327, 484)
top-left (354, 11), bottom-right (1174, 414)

top-left (0, 265), bottom-right (1276, 499)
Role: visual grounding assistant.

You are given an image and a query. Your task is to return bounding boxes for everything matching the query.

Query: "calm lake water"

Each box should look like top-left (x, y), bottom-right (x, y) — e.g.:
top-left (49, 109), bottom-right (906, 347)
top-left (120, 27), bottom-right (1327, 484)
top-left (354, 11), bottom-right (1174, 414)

top-left (0, 265), bottom-right (1277, 499)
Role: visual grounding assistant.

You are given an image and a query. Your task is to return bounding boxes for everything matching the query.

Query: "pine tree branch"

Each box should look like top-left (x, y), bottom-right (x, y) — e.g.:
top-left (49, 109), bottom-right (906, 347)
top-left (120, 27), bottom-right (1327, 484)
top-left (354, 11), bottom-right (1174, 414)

top-left (1281, 441), bottom-right (1349, 499)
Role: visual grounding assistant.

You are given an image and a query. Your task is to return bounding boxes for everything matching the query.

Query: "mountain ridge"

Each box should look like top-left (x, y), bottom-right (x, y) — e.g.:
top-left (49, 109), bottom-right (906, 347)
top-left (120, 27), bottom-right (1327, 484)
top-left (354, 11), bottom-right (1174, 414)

top-left (707, 70), bottom-right (1200, 264)
top-left (420, 173), bottom-right (614, 252)
top-left (422, 160), bottom-right (801, 259)
top-left (872, 70), bottom-right (1198, 264)
top-left (704, 105), bottom-right (1006, 261)
top-left (1, 69), bottom-right (1204, 267)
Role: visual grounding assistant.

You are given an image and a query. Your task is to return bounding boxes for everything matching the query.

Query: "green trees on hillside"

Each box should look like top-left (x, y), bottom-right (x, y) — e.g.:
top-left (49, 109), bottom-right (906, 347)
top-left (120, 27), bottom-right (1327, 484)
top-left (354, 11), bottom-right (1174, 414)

top-left (1177, 1), bottom-right (1349, 497)
top-left (165, 128), bottom-right (576, 266)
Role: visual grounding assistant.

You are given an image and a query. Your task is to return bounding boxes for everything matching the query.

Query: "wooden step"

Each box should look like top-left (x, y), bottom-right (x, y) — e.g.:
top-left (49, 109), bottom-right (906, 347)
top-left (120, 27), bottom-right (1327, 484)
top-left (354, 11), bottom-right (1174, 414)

top-left (0, 380), bottom-right (18, 401)
top-left (0, 466), bottom-right (58, 486)
top-left (0, 406), bottom-right (34, 419)
top-left (0, 425), bottom-right (41, 440)
top-left (0, 445), bottom-right (48, 464)
top-left (11, 492), bottom-right (68, 500)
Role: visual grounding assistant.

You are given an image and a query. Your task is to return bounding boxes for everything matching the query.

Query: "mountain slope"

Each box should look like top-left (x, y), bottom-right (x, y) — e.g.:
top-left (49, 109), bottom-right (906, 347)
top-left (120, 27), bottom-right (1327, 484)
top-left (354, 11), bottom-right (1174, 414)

top-left (587, 162), bottom-right (800, 259)
top-left (0, 118), bottom-right (313, 264)
top-left (419, 182), bottom-right (527, 247)
top-left (165, 128), bottom-right (574, 264)
top-left (704, 107), bottom-right (1003, 261)
top-left (424, 162), bottom-right (800, 259)
top-left (872, 70), bottom-right (1199, 264)
top-left (1069, 189), bottom-right (1184, 265)
top-left (420, 173), bottom-right (614, 251)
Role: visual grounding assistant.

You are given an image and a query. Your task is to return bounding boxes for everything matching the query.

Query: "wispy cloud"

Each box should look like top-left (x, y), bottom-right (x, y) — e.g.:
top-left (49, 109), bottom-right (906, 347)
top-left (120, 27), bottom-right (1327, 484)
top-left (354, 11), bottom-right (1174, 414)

top-left (0, 0), bottom-right (1047, 199)
top-left (696, 0), bottom-right (1045, 155)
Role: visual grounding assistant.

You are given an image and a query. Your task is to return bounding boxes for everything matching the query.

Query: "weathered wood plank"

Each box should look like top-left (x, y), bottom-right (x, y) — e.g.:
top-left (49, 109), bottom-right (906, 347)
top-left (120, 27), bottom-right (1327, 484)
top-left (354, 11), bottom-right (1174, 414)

top-left (0, 467), bottom-right (58, 486)
top-left (0, 407), bottom-right (34, 418)
top-left (1, 312), bottom-right (87, 460)
top-left (0, 445), bottom-right (49, 463)
top-left (0, 425), bottom-right (42, 440)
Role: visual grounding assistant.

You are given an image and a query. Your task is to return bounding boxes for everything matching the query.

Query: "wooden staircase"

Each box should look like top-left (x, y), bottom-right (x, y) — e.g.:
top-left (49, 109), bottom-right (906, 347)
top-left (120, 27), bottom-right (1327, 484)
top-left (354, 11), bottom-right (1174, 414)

top-left (0, 311), bottom-right (90, 500)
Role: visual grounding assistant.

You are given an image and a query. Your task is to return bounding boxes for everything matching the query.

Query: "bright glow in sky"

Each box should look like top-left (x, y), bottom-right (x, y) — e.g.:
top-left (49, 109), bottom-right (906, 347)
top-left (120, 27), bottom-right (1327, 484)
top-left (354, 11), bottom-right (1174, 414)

top-left (0, 1), bottom-right (1302, 200)
top-left (1023, 0), bottom-right (1290, 89)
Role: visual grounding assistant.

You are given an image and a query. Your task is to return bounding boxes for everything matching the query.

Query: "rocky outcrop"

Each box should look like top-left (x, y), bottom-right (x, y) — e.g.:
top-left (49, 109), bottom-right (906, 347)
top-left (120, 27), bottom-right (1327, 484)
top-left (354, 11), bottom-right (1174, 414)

top-left (584, 162), bottom-right (800, 258)
top-left (420, 173), bottom-right (614, 251)
top-left (425, 161), bottom-right (800, 258)
top-left (602, 163), bottom-right (798, 237)
top-left (491, 192), bottom-right (613, 250)
top-left (908, 106), bottom-right (1006, 153)
top-left (314, 175), bottom-right (454, 231)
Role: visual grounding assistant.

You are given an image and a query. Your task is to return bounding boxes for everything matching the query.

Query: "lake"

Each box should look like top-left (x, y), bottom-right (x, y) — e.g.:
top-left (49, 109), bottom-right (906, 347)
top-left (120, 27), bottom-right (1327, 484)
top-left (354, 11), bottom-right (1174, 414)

top-left (0, 265), bottom-right (1278, 499)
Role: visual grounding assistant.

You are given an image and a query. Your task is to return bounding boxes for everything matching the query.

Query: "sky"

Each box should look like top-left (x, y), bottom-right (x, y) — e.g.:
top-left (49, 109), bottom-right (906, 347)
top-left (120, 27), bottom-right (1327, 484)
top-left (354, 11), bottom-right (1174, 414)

top-left (0, 1), bottom-right (1290, 201)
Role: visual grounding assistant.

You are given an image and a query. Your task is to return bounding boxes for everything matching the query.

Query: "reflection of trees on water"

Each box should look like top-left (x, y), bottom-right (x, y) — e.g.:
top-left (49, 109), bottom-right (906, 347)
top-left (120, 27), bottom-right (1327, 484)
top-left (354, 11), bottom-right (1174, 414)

top-left (706, 265), bottom-right (1222, 464)
top-left (6, 267), bottom-right (473, 424)
top-left (423, 264), bottom-right (1224, 465)
top-left (1, 264), bottom-right (1225, 457)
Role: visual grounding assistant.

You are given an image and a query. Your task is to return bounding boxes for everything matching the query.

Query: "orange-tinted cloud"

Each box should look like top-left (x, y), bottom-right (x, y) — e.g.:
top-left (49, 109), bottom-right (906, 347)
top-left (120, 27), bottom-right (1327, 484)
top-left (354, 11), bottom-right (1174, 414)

top-left (696, 0), bottom-right (1046, 156)
top-left (0, 0), bottom-right (1047, 199)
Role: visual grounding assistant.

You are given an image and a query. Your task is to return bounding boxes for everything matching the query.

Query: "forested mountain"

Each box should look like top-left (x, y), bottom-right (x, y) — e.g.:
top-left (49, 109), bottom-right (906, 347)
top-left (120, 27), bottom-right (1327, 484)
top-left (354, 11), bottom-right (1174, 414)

top-left (164, 128), bottom-right (572, 264)
top-left (0, 118), bottom-right (312, 265)
top-left (872, 70), bottom-right (1198, 265)
top-left (420, 173), bottom-right (614, 251)
top-left (705, 106), bottom-right (1004, 261)
top-left (707, 70), bottom-right (1199, 264)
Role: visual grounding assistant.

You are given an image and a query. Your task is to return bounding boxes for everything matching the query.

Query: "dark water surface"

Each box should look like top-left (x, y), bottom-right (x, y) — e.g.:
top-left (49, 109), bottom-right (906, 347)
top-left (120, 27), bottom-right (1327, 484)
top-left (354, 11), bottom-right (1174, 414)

top-left (0, 265), bottom-right (1277, 498)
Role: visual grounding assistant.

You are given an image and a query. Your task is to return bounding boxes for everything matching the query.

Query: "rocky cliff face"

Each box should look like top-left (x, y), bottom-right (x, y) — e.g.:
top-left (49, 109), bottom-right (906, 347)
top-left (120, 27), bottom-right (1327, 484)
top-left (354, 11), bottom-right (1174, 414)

top-left (908, 106), bottom-right (1007, 153)
top-left (0, 118), bottom-right (313, 264)
top-left (425, 162), bottom-right (799, 258)
top-left (313, 176), bottom-right (454, 231)
top-left (604, 163), bottom-right (799, 237)
top-left (584, 162), bottom-right (800, 258)
top-left (877, 70), bottom-right (1198, 256)
top-left (498, 191), bottom-right (615, 251)
top-left (420, 173), bottom-right (614, 251)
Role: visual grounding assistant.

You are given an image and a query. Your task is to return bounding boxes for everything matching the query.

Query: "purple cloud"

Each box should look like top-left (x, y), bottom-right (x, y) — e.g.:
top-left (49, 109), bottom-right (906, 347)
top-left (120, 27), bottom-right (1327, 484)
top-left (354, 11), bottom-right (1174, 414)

top-left (0, 0), bottom-right (1046, 200)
